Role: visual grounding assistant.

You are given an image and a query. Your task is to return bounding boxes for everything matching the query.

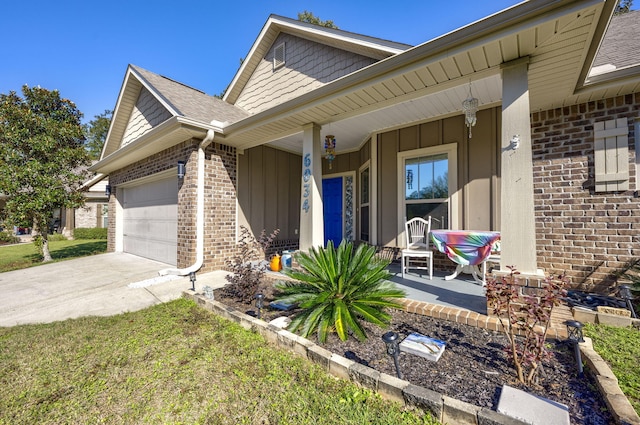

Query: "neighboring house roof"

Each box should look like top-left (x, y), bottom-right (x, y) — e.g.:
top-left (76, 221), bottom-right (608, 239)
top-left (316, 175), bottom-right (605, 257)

top-left (223, 14), bottom-right (412, 105)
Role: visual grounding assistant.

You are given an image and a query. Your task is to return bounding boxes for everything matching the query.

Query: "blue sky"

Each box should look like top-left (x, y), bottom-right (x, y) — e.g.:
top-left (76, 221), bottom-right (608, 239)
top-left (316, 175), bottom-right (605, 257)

top-left (4, 0), bottom-right (525, 123)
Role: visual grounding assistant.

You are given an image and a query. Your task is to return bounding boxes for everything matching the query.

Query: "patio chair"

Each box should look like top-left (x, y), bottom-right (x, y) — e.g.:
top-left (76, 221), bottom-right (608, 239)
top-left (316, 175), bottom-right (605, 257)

top-left (401, 216), bottom-right (433, 279)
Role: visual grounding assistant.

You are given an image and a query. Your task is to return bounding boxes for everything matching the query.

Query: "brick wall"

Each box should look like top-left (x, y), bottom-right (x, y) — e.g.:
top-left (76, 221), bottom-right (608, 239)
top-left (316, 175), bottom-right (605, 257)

top-left (200, 142), bottom-right (237, 272)
top-left (106, 139), bottom-right (238, 272)
top-left (532, 93), bottom-right (639, 290)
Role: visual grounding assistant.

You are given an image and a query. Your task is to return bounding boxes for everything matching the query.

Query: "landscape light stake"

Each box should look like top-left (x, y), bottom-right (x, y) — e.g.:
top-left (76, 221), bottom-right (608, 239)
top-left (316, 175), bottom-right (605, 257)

top-left (255, 293), bottom-right (265, 320)
top-left (189, 272), bottom-right (196, 291)
top-left (203, 285), bottom-right (214, 300)
top-left (382, 331), bottom-right (403, 379)
top-left (619, 285), bottom-right (637, 318)
top-left (565, 320), bottom-right (584, 377)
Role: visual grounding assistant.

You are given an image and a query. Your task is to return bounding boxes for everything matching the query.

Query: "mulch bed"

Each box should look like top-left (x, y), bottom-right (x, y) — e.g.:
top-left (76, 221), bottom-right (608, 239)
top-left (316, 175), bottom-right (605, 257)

top-left (214, 281), bottom-right (613, 425)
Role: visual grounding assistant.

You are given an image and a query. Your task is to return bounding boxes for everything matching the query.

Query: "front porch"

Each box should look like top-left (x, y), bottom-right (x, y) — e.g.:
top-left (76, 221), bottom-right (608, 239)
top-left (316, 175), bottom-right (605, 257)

top-left (259, 259), bottom-right (572, 339)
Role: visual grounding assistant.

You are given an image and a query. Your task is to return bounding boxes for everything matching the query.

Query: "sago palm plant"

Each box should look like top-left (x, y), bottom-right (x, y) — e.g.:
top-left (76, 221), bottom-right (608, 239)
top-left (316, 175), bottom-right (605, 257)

top-left (273, 240), bottom-right (406, 343)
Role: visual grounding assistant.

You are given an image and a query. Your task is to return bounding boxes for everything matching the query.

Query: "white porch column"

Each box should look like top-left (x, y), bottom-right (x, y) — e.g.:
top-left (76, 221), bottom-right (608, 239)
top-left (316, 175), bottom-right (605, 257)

top-left (299, 123), bottom-right (324, 251)
top-left (500, 58), bottom-right (540, 276)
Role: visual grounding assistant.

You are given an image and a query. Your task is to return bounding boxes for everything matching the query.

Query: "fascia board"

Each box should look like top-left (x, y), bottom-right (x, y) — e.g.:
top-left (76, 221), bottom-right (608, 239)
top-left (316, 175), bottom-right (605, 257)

top-left (100, 67), bottom-right (138, 160)
top-left (89, 117), bottom-right (218, 174)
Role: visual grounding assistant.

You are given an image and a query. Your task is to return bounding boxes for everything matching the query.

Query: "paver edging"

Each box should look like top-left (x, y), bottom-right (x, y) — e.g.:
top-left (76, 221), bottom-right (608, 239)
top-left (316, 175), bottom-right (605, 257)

top-left (579, 337), bottom-right (640, 425)
top-left (183, 291), bottom-right (534, 425)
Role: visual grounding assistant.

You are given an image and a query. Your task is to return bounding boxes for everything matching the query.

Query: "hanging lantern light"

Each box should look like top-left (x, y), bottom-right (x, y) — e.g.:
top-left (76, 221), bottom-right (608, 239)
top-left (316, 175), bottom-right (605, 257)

top-left (324, 135), bottom-right (336, 169)
top-left (462, 82), bottom-right (478, 139)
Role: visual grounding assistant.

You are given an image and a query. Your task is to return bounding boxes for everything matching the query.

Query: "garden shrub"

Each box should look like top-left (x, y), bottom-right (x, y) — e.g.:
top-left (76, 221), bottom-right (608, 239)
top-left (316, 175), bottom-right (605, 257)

top-left (274, 240), bottom-right (406, 343)
top-left (222, 226), bottom-right (279, 303)
top-left (48, 233), bottom-right (68, 241)
top-left (0, 231), bottom-right (20, 244)
top-left (73, 227), bottom-right (108, 239)
top-left (485, 267), bottom-right (568, 385)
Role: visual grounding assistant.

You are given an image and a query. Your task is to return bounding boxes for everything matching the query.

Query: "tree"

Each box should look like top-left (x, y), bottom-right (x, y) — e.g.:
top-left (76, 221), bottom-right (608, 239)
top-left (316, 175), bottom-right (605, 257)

top-left (0, 85), bottom-right (90, 261)
top-left (615, 0), bottom-right (633, 14)
top-left (297, 11), bottom-right (338, 29)
top-left (84, 109), bottom-right (112, 160)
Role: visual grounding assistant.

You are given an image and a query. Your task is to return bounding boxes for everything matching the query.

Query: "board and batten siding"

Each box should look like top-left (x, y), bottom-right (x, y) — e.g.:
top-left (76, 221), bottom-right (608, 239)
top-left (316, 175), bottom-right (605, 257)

top-left (235, 33), bottom-right (378, 114)
top-left (121, 87), bottom-right (172, 147)
top-left (238, 146), bottom-right (301, 241)
top-left (376, 108), bottom-right (501, 247)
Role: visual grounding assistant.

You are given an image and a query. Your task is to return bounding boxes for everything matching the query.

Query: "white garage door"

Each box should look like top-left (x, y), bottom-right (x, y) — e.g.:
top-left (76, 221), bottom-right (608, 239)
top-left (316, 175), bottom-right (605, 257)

top-left (123, 176), bottom-right (178, 265)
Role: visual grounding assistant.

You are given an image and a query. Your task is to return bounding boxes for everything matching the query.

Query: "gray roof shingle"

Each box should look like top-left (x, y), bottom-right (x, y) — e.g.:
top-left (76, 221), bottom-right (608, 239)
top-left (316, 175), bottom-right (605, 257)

top-left (593, 10), bottom-right (640, 69)
top-left (131, 65), bottom-right (250, 125)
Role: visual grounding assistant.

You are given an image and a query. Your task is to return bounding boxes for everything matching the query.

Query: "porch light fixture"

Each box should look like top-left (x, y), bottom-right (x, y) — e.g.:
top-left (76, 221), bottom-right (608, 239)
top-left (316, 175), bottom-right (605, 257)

top-left (462, 82), bottom-right (479, 139)
top-left (381, 331), bottom-right (403, 379)
top-left (255, 293), bottom-right (265, 319)
top-left (105, 184), bottom-right (111, 197)
top-left (565, 320), bottom-right (584, 377)
top-left (177, 161), bottom-right (186, 179)
top-left (324, 135), bottom-right (336, 169)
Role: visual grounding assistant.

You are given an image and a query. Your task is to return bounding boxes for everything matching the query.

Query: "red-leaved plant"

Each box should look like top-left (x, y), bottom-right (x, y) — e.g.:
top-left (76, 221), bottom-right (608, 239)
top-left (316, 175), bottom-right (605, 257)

top-left (485, 266), bottom-right (568, 385)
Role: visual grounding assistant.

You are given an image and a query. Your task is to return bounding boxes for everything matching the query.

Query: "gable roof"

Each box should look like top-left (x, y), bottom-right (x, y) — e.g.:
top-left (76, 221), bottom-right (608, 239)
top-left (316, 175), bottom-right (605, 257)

top-left (131, 66), bottom-right (249, 124)
top-left (101, 65), bottom-right (248, 159)
top-left (220, 0), bottom-right (619, 153)
top-left (93, 0), bottom-right (628, 175)
top-left (223, 14), bottom-right (412, 105)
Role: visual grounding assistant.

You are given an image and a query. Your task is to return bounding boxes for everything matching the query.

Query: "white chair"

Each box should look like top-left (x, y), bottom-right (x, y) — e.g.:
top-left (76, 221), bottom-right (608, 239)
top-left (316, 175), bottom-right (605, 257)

top-left (401, 217), bottom-right (433, 280)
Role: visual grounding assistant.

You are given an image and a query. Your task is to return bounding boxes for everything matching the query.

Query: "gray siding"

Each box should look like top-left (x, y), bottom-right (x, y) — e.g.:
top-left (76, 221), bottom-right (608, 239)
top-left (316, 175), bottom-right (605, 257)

top-left (121, 87), bottom-right (172, 147)
top-left (377, 108), bottom-right (501, 247)
top-left (238, 146), bottom-right (301, 240)
top-left (235, 33), bottom-right (378, 114)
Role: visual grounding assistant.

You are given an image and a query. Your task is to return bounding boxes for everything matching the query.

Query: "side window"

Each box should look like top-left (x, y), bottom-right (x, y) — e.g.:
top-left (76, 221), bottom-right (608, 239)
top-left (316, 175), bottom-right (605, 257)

top-left (359, 166), bottom-right (370, 242)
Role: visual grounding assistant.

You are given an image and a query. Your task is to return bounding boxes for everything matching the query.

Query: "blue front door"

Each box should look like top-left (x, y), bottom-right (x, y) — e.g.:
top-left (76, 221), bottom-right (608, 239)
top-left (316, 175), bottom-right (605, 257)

top-left (323, 177), bottom-right (343, 247)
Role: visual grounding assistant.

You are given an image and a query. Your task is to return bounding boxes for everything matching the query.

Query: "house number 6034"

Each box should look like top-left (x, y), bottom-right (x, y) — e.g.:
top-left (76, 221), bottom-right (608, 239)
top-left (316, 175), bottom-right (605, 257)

top-left (302, 153), bottom-right (312, 213)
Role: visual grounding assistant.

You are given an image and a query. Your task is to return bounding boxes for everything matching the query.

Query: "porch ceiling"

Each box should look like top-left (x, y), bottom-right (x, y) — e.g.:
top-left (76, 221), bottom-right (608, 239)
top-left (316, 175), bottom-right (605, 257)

top-left (220, 0), bottom-right (614, 155)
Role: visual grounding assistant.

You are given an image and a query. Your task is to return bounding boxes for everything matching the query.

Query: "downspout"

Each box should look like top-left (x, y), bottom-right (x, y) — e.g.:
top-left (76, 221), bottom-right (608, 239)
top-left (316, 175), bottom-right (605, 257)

top-left (159, 126), bottom-right (215, 276)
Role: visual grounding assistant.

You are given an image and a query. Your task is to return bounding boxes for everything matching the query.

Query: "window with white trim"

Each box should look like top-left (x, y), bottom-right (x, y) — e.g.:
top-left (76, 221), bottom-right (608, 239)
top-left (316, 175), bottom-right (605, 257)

top-left (594, 118), bottom-right (629, 192)
top-left (398, 144), bottom-right (457, 231)
top-left (359, 164), bottom-right (370, 242)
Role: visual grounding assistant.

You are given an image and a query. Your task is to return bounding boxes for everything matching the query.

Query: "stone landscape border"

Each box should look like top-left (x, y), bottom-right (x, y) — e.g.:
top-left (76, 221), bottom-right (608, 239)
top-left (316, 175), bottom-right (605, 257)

top-left (183, 292), bottom-right (639, 425)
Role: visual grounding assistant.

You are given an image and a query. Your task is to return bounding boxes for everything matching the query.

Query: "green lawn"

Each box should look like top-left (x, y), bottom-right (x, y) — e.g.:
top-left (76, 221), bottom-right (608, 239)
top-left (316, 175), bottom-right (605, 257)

top-left (0, 239), bottom-right (107, 273)
top-left (0, 299), bottom-right (438, 425)
top-left (584, 323), bottom-right (640, 415)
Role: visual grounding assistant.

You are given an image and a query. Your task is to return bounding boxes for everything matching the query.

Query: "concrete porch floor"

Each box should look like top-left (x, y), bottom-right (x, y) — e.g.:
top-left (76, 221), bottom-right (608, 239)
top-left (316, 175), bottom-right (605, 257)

top-left (386, 263), bottom-right (488, 315)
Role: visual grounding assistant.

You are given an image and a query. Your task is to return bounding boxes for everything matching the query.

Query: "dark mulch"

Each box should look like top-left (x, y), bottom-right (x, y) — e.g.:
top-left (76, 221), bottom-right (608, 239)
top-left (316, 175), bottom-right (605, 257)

top-left (214, 282), bottom-right (613, 425)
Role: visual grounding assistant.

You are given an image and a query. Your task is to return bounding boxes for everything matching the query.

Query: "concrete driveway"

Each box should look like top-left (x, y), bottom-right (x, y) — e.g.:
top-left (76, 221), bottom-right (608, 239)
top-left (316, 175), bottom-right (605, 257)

top-left (0, 252), bottom-right (228, 327)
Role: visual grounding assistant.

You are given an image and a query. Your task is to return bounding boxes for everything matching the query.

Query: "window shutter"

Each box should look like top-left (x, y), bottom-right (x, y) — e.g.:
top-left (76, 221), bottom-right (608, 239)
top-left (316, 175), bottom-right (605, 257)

top-left (273, 42), bottom-right (285, 71)
top-left (594, 118), bottom-right (629, 192)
